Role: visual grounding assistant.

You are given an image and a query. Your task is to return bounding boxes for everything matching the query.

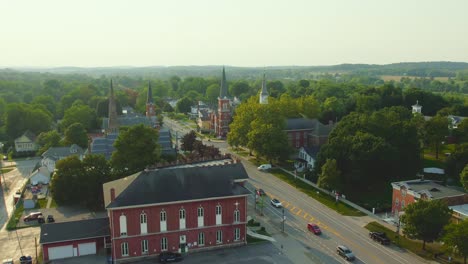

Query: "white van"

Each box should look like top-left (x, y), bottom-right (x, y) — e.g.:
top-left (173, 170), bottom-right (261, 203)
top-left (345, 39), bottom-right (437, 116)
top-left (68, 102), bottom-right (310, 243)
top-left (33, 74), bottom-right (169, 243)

top-left (257, 164), bottom-right (272, 171)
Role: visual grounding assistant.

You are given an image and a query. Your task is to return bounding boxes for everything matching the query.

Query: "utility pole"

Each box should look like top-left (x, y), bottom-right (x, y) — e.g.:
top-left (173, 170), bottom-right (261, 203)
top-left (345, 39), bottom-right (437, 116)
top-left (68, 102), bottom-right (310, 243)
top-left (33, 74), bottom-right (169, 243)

top-left (35, 237), bottom-right (38, 263)
top-left (282, 208), bottom-right (285, 233)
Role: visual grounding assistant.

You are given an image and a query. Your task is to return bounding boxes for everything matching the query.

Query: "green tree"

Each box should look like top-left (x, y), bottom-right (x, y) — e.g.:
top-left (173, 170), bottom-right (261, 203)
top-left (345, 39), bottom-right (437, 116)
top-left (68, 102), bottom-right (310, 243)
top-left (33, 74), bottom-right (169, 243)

top-left (230, 81), bottom-right (250, 98)
top-left (31, 95), bottom-right (57, 118)
top-left (5, 103), bottom-right (52, 139)
top-left (401, 200), bottom-right (452, 250)
top-left (205, 84), bottom-right (219, 104)
top-left (63, 123), bottom-right (88, 148)
top-left (111, 124), bottom-right (160, 175)
top-left (60, 103), bottom-right (97, 131)
top-left (442, 219), bottom-right (468, 264)
top-left (461, 164), bottom-right (468, 191)
top-left (425, 115), bottom-right (449, 159)
top-left (176, 97), bottom-right (193, 114)
top-left (51, 156), bottom-right (83, 205)
top-left (81, 154), bottom-right (112, 209)
top-left (446, 143), bottom-right (468, 180)
top-left (317, 159), bottom-right (342, 191)
top-left (228, 97), bottom-right (259, 148)
top-left (300, 95), bottom-right (320, 119)
top-left (36, 130), bottom-right (62, 154)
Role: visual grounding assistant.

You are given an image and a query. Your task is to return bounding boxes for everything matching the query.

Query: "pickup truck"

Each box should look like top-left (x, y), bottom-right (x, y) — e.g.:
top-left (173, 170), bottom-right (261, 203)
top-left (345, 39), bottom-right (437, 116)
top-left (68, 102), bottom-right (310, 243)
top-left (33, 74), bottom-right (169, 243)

top-left (369, 232), bottom-right (390, 245)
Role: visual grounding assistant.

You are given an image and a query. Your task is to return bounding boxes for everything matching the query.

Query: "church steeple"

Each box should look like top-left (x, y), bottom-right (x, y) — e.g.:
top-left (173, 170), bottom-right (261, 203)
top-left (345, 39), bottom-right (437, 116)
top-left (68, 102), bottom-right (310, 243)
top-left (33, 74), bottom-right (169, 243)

top-left (146, 81), bottom-right (156, 118)
top-left (219, 66), bottom-right (228, 98)
top-left (260, 71), bottom-right (269, 104)
top-left (107, 79), bottom-right (119, 133)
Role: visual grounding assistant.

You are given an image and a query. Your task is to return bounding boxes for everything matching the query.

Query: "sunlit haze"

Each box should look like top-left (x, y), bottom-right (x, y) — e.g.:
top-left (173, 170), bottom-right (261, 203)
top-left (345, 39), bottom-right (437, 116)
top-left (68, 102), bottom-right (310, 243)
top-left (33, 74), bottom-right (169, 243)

top-left (1, 0), bottom-right (468, 67)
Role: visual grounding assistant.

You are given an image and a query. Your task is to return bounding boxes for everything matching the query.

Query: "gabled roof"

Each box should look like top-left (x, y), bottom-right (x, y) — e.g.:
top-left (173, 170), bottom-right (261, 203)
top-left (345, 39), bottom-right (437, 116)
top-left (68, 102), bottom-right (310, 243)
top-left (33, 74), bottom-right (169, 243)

top-left (300, 146), bottom-right (320, 158)
top-left (285, 118), bottom-right (319, 130)
top-left (40, 218), bottom-right (109, 244)
top-left (16, 130), bottom-right (37, 142)
top-left (107, 162), bottom-right (250, 209)
top-left (42, 144), bottom-right (84, 158)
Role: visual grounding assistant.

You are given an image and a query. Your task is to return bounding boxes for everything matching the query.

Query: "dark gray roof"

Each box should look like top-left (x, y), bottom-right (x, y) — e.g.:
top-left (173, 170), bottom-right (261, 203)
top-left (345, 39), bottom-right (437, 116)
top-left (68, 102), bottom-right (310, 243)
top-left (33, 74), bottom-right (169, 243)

top-left (42, 144), bottom-right (84, 158)
top-left (89, 134), bottom-right (118, 160)
top-left (102, 116), bottom-right (157, 129)
top-left (285, 118), bottom-right (319, 130)
top-left (107, 163), bottom-right (250, 208)
top-left (40, 218), bottom-right (109, 244)
top-left (302, 146), bottom-right (320, 158)
top-left (199, 109), bottom-right (211, 121)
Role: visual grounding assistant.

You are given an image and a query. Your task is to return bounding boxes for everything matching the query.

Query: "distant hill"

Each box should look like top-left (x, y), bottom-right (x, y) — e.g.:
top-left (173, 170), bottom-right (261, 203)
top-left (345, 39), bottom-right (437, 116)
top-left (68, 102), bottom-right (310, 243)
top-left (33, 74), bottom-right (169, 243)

top-left (4, 61), bottom-right (468, 80)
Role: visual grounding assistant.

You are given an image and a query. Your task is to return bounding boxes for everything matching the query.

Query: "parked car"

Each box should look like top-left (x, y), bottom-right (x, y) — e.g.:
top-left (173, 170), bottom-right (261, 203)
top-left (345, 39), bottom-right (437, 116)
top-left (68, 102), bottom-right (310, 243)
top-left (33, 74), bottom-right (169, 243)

top-left (369, 232), bottom-right (390, 245)
top-left (2, 259), bottom-right (14, 264)
top-left (337, 245), bottom-right (355, 261)
top-left (23, 212), bottom-right (42, 222)
top-left (47, 215), bottom-right (55, 223)
top-left (257, 164), bottom-right (272, 171)
top-left (37, 215), bottom-right (45, 224)
top-left (158, 252), bottom-right (183, 262)
top-left (256, 189), bottom-right (266, 196)
top-left (307, 223), bottom-right (322, 235)
top-left (270, 198), bottom-right (282, 208)
top-left (19, 255), bottom-right (32, 264)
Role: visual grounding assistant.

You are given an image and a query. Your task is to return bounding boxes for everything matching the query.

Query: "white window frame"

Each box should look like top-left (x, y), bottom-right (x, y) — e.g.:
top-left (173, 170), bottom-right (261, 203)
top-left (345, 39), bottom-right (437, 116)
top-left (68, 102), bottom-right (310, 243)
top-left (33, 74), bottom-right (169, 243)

top-left (121, 242), bottom-right (129, 256)
top-left (234, 209), bottom-right (240, 223)
top-left (161, 237), bottom-right (168, 251)
top-left (215, 205), bottom-right (222, 225)
top-left (198, 232), bottom-right (205, 246)
top-left (216, 230), bottom-right (223, 244)
top-left (141, 239), bottom-right (148, 254)
top-left (160, 210), bottom-right (167, 232)
top-left (140, 212), bottom-right (147, 234)
top-left (234, 228), bottom-right (240, 241)
top-left (197, 207), bottom-right (204, 227)
top-left (179, 208), bottom-right (186, 230)
top-left (119, 215), bottom-right (127, 236)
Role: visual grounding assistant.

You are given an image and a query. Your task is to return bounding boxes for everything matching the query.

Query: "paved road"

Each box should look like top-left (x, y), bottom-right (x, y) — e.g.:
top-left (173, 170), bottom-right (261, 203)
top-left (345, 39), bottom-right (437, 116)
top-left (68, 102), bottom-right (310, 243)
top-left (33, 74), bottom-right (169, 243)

top-left (0, 158), bottom-right (42, 261)
top-left (164, 117), bottom-right (431, 264)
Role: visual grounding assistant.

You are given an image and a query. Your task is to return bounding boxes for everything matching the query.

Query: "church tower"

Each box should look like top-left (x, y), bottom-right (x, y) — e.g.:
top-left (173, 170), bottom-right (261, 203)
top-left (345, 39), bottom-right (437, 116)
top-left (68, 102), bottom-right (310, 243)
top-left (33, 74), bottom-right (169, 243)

top-left (107, 80), bottom-right (119, 133)
top-left (216, 67), bottom-right (231, 138)
top-left (259, 72), bottom-right (269, 104)
top-left (146, 81), bottom-right (156, 118)
top-left (412, 100), bottom-right (422, 114)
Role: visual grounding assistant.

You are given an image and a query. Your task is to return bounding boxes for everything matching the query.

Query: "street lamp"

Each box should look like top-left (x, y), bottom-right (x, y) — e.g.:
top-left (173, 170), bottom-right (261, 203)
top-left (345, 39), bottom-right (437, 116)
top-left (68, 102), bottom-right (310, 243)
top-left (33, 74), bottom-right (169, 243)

top-left (281, 208), bottom-right (285, 233)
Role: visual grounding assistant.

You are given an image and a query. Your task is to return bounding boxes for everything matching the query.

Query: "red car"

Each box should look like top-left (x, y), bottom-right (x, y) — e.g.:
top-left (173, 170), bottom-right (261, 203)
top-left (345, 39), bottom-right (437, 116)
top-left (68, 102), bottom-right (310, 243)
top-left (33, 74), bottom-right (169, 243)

top-left (23, 212), bottom-right (43, 222)
top-left (307, 223), bottom-right (322, 235)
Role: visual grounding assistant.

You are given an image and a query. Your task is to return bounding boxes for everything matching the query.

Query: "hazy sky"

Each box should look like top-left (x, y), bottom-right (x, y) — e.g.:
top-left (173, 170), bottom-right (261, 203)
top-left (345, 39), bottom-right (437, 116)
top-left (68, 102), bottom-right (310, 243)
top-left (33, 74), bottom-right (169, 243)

top-left (1, 0), bottom-right (467, 67)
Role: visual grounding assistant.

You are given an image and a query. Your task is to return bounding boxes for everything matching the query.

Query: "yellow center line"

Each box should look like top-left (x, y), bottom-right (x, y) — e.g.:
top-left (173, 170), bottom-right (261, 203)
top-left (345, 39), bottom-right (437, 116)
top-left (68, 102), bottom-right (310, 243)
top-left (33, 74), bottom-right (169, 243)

top-left (295, 209), bottom-right (302, 215)
top-left (302, 212), bottom-right (309, 219)
top-left (290, 206), bottom-right (297, 212)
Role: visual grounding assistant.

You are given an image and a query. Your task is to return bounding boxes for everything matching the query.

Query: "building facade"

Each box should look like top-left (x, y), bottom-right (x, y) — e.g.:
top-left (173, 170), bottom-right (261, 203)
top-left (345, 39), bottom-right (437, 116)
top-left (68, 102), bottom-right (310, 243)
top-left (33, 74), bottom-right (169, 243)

top-left (208, 67), bottom-right (233, 138)
top-left (285, 118), bottom-right (335, 149)
top-left (14, 130), bottom-right (39, 153)
top-left (104, 161), bottom-right (249, 263)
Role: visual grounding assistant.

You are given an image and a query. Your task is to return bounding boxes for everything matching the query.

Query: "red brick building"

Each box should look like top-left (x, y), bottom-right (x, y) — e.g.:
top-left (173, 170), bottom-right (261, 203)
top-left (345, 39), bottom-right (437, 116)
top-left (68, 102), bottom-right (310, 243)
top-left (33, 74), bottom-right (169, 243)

top-left (285, 118), bottom-right (335, 149)
top-left (209, 67), bottom-right (233, 138)
top-left (103, 161), bottom-right (249, 263)
top-left (391, 179), bottom-right (468, 217)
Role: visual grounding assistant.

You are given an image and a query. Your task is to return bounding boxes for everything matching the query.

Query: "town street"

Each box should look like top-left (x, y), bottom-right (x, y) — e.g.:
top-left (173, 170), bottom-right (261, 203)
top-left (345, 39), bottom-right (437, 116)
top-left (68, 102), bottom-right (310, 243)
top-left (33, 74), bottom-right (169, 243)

top-left (164, 117), bottom-right (431, 264)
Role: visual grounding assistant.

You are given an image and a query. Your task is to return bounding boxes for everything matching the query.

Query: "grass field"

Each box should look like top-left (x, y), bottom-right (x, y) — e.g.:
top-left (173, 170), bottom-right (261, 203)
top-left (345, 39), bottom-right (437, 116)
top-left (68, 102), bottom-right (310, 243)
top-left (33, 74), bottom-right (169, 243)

top-left (381, 75), bottom-right (450, 82)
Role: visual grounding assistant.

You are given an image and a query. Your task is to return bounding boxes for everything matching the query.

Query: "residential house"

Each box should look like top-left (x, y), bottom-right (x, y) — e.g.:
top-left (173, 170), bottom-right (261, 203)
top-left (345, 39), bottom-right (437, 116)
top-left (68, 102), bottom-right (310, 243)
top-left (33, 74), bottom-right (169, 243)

top-left (30, 166), bottom-right (51, 185)
top-left (197, 109), bottom-right (212, 133)
top-left (41, 144), bottom-right (84, 172)
top-left (391, 179), bottom-right (468, 218)
top-left (88, 133), bottom-right (118, 160)
top-left (295, 146), bottom-right (320, 172)
top-left (449, 204), bottom-right (468, 223)
top-left (14, 131), bottom-right (39, 153)
top-left (104, 161), bottom-right (249, 263)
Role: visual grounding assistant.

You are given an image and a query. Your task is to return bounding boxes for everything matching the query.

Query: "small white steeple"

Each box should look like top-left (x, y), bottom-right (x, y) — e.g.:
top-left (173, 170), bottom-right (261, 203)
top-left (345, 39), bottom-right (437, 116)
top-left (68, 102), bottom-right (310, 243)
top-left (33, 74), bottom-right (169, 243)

top-left (259, 71), bottom-right (268, 104)
top-left (412, 100), bottom-right (422, 114)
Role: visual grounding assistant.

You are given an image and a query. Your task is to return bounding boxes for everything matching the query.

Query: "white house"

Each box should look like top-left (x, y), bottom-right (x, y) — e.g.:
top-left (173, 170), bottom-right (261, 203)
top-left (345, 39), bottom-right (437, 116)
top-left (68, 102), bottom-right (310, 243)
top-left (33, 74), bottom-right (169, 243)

top-left (30, 166), bottom-right (51, 185)
top-left (41, 144), bottom-right (85, 172)
top-left (295, 146), bottom-right (320, 171)
top-left (14, 131), bottom-right (39, 152)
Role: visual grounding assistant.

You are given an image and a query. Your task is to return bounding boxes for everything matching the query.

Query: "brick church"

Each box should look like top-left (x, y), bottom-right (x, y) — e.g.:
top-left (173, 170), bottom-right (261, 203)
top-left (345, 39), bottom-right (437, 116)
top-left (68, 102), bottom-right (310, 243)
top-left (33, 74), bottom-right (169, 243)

top-left (209, 67), bottom-right (234, 138)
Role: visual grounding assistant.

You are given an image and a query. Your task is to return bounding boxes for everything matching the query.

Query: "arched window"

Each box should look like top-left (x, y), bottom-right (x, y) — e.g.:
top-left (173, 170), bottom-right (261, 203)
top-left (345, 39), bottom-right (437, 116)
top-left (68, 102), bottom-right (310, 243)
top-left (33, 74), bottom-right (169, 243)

top-left (197, 207), bottom-right (204, 227)
top-left (160, 210), bottom-right (167, 232)
top-left (234, 209), bottom-right (240, 223)
top-left (215, 205), bottom-right (222, 225)
top-left (179, 208), bottom-right (186, 230)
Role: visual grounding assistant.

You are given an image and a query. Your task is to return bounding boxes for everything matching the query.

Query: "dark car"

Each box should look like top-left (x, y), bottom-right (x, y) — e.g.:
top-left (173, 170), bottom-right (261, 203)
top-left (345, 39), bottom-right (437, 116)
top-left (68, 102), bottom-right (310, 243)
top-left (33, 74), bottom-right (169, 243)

top-left (19, 255), bottom-right (32, 264)
top-left (23, 212), bottom-right (42, 222)
top-left (47, 215), bottom-right (55, 223)
top-left (159, 252), bottom-right (183, 263)
top-left (256, 189), bottom-right (266, 196)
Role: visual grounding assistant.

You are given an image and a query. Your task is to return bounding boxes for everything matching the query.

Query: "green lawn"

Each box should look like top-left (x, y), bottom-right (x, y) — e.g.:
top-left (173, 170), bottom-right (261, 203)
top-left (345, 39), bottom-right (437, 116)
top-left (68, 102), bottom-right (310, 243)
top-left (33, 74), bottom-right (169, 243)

top-left (49, 198), bottom-right (58, 208)
top-left (36, 199), bottom-right (48, 209)
top-left (1, 167), bottom-right (14, 173)
top-left (270, 169), bottom-right (365, 216)
top-left (365, 222), bottom-right (462, 263)
top-left (6, 201), bottom-right (25, 230)
top-left (246, 234), bottom-right (267, 244)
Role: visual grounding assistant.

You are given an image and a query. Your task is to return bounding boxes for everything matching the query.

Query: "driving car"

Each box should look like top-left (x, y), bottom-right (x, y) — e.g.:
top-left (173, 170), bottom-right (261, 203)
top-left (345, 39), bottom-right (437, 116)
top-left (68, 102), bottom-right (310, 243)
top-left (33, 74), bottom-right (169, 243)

top-left (23, 212), bottom-right (43, 222)
top-left (337, 245), bottom-right (355, 261)
top-left (270, 198), bottom-right (282, 208)
top-left (158, 252), bottom-right (183, 262)
top-left (256, 189), bottom-right (266, 196)
top-left (257, 164), bottom-right (272, 171)
top-left (307, 223), bottom-right (322, 235)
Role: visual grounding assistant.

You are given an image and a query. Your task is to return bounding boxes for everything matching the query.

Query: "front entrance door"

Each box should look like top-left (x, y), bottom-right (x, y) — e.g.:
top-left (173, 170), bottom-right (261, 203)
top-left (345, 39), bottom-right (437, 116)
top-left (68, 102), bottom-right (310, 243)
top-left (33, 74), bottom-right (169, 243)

top-left (179, 235), bottom-right (187, 253)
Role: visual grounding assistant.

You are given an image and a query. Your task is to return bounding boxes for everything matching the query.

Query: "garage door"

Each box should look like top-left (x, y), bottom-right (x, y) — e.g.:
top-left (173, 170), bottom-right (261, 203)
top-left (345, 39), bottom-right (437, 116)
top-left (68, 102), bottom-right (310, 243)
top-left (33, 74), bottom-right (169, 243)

top-left (78, 242), bottom-right (96, 256)
top-left (48, 245), bottom-right (74, 260)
